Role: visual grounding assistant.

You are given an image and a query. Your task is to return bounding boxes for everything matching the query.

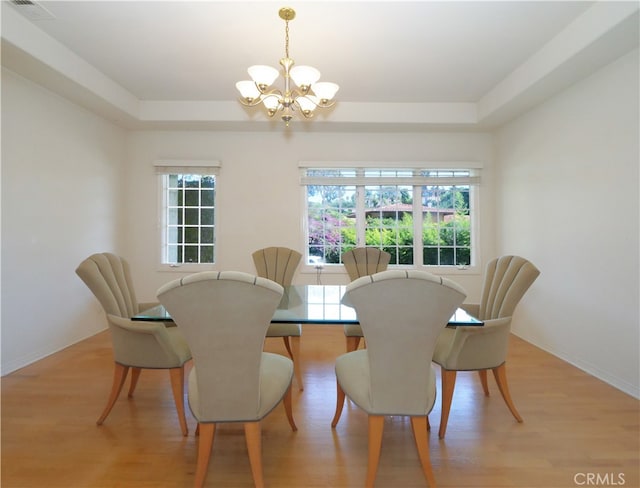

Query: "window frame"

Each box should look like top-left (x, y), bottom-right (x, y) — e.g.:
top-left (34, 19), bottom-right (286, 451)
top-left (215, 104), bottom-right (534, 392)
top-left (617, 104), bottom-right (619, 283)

top-left (155, 160), bottom-right (221, 272)
top-left (299, 162), bottom-right (481, 275)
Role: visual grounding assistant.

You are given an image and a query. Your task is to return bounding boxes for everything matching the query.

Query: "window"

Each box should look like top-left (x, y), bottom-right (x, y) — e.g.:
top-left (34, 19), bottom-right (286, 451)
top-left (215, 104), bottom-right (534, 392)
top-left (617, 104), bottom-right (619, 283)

top-left (302, 165), bottom-right (479, 268)
top-left (422, 171), bottom-right (472, 266)
top-left (155, 161), bottom-right (220, 266)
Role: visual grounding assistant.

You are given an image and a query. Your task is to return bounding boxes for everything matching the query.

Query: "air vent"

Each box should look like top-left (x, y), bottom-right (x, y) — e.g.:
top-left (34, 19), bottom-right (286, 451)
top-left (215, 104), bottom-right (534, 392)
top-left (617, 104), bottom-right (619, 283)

top-left (9, 0), bottom-right (56, 21)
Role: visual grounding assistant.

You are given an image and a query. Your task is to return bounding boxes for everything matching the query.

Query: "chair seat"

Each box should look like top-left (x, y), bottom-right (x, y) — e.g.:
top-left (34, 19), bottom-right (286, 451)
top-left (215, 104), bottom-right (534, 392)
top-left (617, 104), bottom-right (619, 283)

top-left (431, 326), bottom-right (456, 365)
top-left (335, 350), bottom-right (371, 411)
top-left (335, 350), bottom-right (438, 416)
top-left (433, 317), bottom-right (512, 371)
top-left (266, 323), bottom-right (301, 337)
top-left (188, 352), bottom-right (293, 422)
top-left (164, 327), bottom-right (193, 364)
top-left (109, 316), bottom-right (192, 369)
top-left (344, 323), bottom-right (363, 337)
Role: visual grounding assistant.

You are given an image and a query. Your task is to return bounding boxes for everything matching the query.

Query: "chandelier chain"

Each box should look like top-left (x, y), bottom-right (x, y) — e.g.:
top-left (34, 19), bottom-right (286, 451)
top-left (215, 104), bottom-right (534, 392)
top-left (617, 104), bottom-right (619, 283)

top-left (285, 19), bottom-right (290, 59)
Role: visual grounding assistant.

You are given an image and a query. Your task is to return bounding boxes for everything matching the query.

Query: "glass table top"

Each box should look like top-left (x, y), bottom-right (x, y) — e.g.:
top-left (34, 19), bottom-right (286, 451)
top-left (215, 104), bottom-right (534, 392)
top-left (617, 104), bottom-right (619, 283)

top-left (133, 284), bottom-right (483, 326)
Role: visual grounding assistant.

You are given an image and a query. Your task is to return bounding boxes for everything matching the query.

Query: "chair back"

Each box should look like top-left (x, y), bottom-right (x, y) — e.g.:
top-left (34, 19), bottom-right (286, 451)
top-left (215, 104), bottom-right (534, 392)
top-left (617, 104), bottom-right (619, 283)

top-left (157, 271), bottom-right (284, 421)
top-left (344, 270), bottom-right (466, 414)
top-left (252, 247), bottom-right (301, 286)
top-left (76, 252), bottom-right (139, 317)
top-left (479, 255), bottom-right (540, 320)
top-left (342, 247), bottom-right (391, 281)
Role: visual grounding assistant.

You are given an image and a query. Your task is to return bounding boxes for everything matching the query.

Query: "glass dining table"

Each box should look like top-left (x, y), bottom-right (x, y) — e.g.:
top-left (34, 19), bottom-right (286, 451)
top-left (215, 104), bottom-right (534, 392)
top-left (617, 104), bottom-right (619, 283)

top-left (132, 284), bottom-right (483, 326)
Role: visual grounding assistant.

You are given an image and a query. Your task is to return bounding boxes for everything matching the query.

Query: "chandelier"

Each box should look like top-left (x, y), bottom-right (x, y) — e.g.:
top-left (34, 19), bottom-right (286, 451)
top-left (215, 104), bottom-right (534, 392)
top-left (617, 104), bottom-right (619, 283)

top-left (236, 7), bottom-right (339, 126)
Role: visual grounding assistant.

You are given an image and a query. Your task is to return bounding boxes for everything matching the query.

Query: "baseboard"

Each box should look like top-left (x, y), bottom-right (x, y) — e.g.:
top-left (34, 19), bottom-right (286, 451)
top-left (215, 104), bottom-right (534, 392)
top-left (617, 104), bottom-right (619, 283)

top-left (512, 331), bottom-right (639, 399)
top-left (1, 328), bottom-right (106, 376)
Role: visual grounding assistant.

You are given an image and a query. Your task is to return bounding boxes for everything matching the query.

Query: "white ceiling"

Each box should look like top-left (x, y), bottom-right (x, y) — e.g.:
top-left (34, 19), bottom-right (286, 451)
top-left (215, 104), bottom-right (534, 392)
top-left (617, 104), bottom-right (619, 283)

top-left (2, 1), bottom-right (638, 131)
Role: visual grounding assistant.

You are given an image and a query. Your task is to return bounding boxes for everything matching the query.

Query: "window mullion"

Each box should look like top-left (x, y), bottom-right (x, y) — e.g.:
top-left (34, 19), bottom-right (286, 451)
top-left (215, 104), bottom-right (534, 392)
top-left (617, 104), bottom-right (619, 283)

top-left (356, 186), bottom-right (366, 247)
top-left (197, 180), bottom-right (202, 263)
top-left (413, 185), bottom-right (423, 266)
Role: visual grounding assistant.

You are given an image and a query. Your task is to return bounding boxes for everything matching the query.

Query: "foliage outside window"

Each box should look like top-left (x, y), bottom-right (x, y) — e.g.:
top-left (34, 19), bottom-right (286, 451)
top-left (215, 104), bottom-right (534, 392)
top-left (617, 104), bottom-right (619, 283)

top-left (156, 161), bottom-right (219, 266)
top-left (422, 182), bottom-right (471, 266)
top-left (303, 167), bottom-right (478, 267)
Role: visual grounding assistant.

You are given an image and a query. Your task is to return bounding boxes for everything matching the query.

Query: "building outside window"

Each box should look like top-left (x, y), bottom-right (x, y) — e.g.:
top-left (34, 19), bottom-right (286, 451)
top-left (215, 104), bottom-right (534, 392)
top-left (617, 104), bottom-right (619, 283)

top-left (155, 161), bottom-right (220, 267)
top-left (302, 165), bottom-right (479, 269)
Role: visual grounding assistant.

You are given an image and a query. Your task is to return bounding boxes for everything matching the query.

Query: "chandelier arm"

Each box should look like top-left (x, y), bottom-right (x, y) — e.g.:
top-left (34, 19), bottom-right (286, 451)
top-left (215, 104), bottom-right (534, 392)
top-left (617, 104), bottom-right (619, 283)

top-left (258, 87), bottom-right (284, 98)
top-left (262, 92), bottom-right (285, 113)
top-left (316, 99), bottom-right (337, 109)
top-left (237, 83), bottom-right (336, 113)
top-left (288, 89), bottom-right (306, 101)
top-left (292, 98), bottom-right (315, 119)
top-left (237, 97), bottom-right (265, 108)
top-left (238, 84), bottom-right (284, 107)
top-left (293, 94), bottom-right (337, 109)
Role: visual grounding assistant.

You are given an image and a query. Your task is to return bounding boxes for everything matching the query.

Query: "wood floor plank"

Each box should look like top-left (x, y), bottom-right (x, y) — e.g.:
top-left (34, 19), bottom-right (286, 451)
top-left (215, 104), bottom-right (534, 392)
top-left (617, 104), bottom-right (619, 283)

top-left (2, 326), bottom-right (638, 487)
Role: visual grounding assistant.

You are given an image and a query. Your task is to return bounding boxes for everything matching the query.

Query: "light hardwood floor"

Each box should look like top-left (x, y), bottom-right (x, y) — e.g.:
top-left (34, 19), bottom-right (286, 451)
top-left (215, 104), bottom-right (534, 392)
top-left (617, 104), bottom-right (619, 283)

top-left (2, 325), bottom-right (638, 487)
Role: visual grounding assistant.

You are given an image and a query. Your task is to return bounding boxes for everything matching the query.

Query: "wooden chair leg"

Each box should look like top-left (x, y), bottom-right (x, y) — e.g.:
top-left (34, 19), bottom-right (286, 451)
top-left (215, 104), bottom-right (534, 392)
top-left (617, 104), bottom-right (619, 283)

top-left (244, 422), bottom-right (264, 488)
top-left (411, 416), bottom-right (437, 487)
top-left (282, 337), bottom-right (293, 359)
top-left (283, 384), bottom-right (297, 431)
top-left (290, 336), bottom-right (304, 391)
top-left (492, 363), bottom-right (523, 422)
top-left (331, 379), bottom-right (346, 427)
top-left (97, 363), bottom-right (129, 425)
top-left (478, 370), bottom-right (490, 396)
top-left (128, 367), bottom-right (142, 397)
top-left (438, 369), bottom-right (457, 439)
top-left (346, 336), bottom-right (361, 353)
top-left (169, 366), bottom-right (188, 436)
top-left (195, 423), bottom-right (215, 488)
top-left (366, 415), bottom-right (385, 488)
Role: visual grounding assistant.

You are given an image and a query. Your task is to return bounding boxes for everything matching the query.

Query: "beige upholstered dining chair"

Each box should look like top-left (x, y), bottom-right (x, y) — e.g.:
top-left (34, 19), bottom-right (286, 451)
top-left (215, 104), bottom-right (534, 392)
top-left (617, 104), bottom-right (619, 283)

top-left (432, 255), bottom-right (540, 439)
top-left (341, 247), bottom-right (391, 352)
top-left (252, 246), bottom-right (305, 390)
top-left (75, 252), bottom-right (191, 435)
top-left (331, 270), bottom-right (466, 487)
top-left (157, 271), bottom-right (297, 488)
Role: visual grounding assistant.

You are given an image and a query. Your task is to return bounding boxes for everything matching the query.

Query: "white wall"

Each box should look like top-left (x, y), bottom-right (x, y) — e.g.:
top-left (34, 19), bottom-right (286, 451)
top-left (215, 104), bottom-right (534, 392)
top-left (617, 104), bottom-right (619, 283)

top-left (0, 66), bottom-right (495, 375)
top-left (123, 130), bottom-right (496, 301)
top-left (1, 69), bottom-right (126, 374)
top-left (495, 49), bottom-right (639, 398)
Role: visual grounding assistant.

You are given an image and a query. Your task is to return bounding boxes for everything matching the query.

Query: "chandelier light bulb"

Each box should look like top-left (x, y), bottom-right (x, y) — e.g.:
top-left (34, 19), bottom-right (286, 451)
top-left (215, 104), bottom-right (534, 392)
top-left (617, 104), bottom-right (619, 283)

top-left (235, 81), bottom-right (260, 102)
top-left (262, 95), bottom-right (280, 114)
top-left (290, 65), bottom-right (321, 90)
top-left (311, 82), bottom-right (339, 103)
top-left (247, 65), bottom-right (279, 89)
top-left (296, 96), bottom-right (318, 115)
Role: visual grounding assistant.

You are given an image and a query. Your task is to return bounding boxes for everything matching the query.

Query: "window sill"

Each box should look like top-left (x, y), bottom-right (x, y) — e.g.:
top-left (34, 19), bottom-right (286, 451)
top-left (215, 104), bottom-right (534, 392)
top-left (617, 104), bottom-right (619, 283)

top-left (157, 263), bottom-right (218, 273)
top-left (299, 264), bottom-right (479, 276)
